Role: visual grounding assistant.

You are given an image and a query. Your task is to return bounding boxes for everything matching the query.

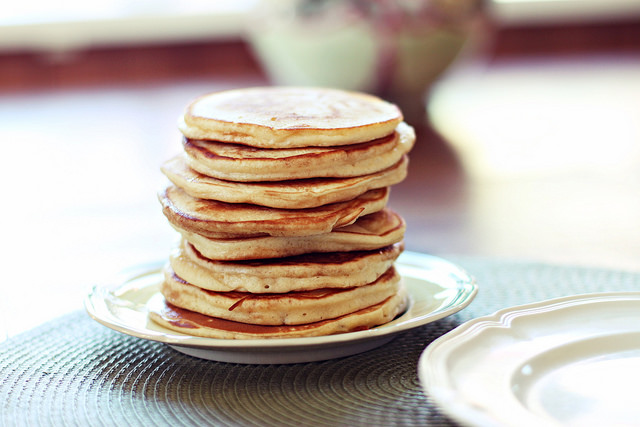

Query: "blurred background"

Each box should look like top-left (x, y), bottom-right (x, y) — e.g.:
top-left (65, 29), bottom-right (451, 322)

top-left (1, 0), bottom-right (639, 340)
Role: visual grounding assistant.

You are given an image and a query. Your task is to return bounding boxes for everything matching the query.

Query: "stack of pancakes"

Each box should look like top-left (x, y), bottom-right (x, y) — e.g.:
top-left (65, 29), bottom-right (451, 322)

top-left (149, 87), bottom-right (415, 339)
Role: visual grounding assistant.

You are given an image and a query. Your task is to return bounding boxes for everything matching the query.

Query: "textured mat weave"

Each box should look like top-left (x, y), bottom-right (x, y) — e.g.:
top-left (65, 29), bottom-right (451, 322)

top-left (2, 257), bottom-right (639, 427)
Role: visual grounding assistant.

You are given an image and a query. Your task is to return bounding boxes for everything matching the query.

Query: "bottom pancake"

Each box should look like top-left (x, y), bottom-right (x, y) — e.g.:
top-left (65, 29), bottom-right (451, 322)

top-left (149, 285), bottom-right (408, 339)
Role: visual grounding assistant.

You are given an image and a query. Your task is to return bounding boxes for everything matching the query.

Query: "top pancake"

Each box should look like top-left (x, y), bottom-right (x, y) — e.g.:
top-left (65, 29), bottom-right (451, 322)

top-left (178, 87), bottom-right (403, 148)
top-left (148, 287), bottom-right (408, 339)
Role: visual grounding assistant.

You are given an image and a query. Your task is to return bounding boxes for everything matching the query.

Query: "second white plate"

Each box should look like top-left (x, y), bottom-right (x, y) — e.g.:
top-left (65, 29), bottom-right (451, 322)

top-left (85, 252), bottom-right (477, 364)
top-left (419, 292), bottom-right (640, 427)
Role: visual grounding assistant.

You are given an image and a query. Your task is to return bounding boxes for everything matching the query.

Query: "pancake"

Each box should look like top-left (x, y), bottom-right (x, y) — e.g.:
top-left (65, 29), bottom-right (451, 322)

top-left (159, 185), bottom-right (389, 238)
top-left (151, 85), bottom-right (413, 341)
top-left (171, 208), bottom-right (405, 261)
top-left (178, 87), bottom-right (403, 149)
top-left (183, 121), bottom-right (415, 182)
top-left (170, 240), bottom-right (403, 293)
top-left (148, 285), bottom-right (408, 339)
top-left (161, 155), bottom-right (408, 209)
top-left (161, 265), bottom-right (401, 325)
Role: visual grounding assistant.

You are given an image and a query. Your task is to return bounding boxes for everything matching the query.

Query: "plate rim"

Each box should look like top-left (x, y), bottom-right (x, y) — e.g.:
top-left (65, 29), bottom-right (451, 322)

top-left (84, 251), bottom-right (478, 351)
top-left (418, 291), bottom-right (640, 427)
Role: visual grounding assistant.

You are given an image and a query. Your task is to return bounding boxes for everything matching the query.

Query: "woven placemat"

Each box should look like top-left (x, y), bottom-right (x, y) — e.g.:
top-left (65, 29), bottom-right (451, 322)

top-left (2, 257), bottom-right (639, 427)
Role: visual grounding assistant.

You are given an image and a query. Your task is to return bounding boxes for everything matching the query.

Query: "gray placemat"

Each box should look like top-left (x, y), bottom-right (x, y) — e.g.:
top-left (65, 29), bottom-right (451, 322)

top-left (2, 257), bottom-right (639, 427)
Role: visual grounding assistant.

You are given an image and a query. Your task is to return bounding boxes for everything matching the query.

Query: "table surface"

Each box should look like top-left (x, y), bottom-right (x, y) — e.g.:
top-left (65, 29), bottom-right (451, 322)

top-left (3, 256), bottom-right (640, 426)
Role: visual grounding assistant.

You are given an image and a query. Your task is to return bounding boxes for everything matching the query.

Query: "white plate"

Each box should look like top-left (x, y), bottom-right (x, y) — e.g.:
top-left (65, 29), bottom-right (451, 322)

top-left (85, 252), bottom-right (477, 364)
top-left (418, 292), bottom-right (640, 427)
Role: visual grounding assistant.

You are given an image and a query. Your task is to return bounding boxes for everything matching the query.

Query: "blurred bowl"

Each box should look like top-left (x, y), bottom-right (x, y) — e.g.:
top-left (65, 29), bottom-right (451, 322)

top-left (246, 0), bottom-right (483, 123)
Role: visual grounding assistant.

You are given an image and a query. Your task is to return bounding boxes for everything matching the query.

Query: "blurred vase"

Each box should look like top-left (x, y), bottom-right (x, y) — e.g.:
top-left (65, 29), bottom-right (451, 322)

top-left (246, 0), bottom-right (483, 124)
